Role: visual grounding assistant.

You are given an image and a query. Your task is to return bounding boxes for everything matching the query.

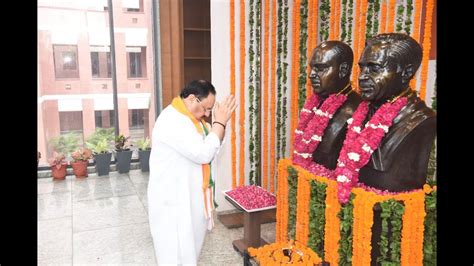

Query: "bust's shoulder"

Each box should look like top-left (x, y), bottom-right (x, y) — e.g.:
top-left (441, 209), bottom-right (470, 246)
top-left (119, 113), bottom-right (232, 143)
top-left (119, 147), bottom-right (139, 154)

top-left (392, 95), bottom-right (436, 131)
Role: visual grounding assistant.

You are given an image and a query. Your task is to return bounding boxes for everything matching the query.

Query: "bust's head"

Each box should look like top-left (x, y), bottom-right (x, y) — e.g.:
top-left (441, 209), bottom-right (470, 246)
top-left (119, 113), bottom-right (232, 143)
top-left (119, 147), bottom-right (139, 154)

top-left (308, 41), bottom-right (353, 97)
top-left (358, 33), bottom-right (422, 104)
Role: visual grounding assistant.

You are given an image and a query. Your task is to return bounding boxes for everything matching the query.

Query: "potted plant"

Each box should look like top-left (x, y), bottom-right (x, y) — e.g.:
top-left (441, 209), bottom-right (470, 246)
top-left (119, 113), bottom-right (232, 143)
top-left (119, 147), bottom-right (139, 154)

top-left (136, 137), bottom-right (151, 172)
top-left (48, 152), bottom-right (68, 180)
top-left (86, 138), bottom-right (112, 176)
top-left (71, 147), bottom-right (93, 178)
top-left (114, 134), bottom-right (133, 173)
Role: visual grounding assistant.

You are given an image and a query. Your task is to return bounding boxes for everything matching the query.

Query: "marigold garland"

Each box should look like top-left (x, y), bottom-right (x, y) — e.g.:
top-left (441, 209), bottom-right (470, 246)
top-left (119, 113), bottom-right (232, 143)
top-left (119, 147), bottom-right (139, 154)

top-left (248, 240), bottom-right (322, 265)
top-left (356, 0), bottom-right (369, 83)
top-left (379, 0), bottom-right (387, 33)
top-left (351, 0), bottom-right (361, 86)
top-left (419, 0), bottom-right (435, 101)
top-left (238, 0), bottom-right (246, 187)
top-left (277, 159), bottom-right (434, 266)
top-left (230, 0), bottom-right (237, 189)
top-left (387, 0), bottom-right (396, 32)
top-left (329, 0), bottom-right (336, 39)
top-left (409, 0), bottom-right (423, 90)
top-left (334, 0), bottom-right (341, 40)
top-left (306, 0), bottom-right (314, 99)
top-left (289, 0), bottom-right (302, 156)
top-left (269, 0), bottom-right (277, 193)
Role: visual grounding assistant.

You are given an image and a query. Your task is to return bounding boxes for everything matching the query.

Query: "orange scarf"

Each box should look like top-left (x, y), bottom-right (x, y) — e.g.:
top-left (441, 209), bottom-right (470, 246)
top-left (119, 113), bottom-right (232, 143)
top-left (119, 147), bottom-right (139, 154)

top-left (171, 97), bottom-right (215, 219)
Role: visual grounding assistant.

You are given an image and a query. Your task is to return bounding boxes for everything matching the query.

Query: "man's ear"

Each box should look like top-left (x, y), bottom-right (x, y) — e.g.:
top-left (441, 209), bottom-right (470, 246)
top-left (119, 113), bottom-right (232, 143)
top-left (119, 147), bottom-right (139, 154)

top-left (401, 64), bottom-right (415, 84)
top-left (339, 62), bottom-right (350, 79)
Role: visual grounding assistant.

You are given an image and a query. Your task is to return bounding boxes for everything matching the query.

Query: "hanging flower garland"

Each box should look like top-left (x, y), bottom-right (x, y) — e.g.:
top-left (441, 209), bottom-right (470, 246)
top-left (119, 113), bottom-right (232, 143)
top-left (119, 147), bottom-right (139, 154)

top-left (287, 166), bottom-right (299, 240)
top-left (307, 179), bottom-right (327, 260)
top-left (334, 0), bottom-right (341, 39)
top-left (341, 0), bottom-right (348, 41)
top-left (419, 0), bottom-right (435, 101)
top-left (277, 159), bottom-right (435, 265)
top-left (378, 199), bottom-right (405, 265)
top-left (351, 0), bottom-right (361, 83)
top-left (230, 0), bottom-right (237, 189)
top-left (281, 0), bottom-right (290, 158)
top-left (262, 0), bottom-right (269, 190)
top-left (298, 0), bottom-right (309, 111)
top-left (334, 97), bottom-right (408, 204)
top-left (395, 2), bottom-right (405, 32)
top-left (409, 0), bottom-right (423, 90)
top-left (329, 0), bottom-right (336, 39)
top-left (248, 0), bottom-right (256, 185)
top-left (423, 186), bottom-right (436, 265)
top-left (306, 0), bottom-right (314, 99)
top-left (404, 0), bottom-right (413, 35)
top-left (387, 0), bottom-right (396, 32)
top-left (276, 0), bottom-right (283, 161)
top-left (338, 193), bottom-right (355, 266)
top-left (254, 0), bottom-right (262, 185)
top-left (347, 0), bottom-right (354, 45)
top-left (289, 0), bottom-right (301, 156)
top-left (356, 0), bottom-right (369, 82)
top-left (269, 0), bottom-right (277, 193)
top-left (238, 0), bottom-right (246, 187)
top-left (379, 0), bottom-right (387, 33)
top-left (372, 0), bottom-right (380, 36)
top-left (366, 0), bottom-right (374, 39)
top-left (319, 0), bottom-right (331, 41)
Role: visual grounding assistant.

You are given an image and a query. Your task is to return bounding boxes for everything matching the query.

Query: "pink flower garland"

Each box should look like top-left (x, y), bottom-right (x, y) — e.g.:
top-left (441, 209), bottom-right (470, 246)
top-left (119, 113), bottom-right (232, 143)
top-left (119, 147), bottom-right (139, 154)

top-left (334, 97), bottom-right (408, 203)
top-left (292, 93), bottom-right (348, 173)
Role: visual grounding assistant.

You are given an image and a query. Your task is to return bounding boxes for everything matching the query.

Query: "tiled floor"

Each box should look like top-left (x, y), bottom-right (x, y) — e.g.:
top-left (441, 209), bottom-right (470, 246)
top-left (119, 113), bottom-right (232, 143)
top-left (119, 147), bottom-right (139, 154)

top-left (38, 169), bottom-right (276, 265)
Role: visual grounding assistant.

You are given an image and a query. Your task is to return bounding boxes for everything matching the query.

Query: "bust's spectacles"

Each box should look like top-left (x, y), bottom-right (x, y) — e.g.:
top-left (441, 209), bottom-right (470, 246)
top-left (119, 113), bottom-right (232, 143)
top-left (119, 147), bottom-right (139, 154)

top-left (196, 98), bottom-right (213, 113)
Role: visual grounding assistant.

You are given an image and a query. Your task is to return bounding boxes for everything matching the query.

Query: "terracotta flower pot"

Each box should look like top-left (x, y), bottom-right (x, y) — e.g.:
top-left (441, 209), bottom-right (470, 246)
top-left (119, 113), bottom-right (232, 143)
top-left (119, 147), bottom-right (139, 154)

top-left (51, 164), bottom-right (67, 180)
top-left (71, 160), bottom-right (88, 178)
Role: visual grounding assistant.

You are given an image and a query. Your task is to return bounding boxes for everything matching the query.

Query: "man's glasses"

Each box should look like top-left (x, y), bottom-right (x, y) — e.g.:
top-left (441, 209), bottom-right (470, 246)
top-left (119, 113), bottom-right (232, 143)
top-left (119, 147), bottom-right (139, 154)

top-left (196, 98), bottom-right (213, 113)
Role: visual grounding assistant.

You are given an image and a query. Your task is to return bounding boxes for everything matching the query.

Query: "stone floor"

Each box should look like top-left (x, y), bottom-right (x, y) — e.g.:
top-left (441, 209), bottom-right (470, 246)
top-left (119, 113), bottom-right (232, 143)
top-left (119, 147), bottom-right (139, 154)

top-left (38, 169), bottom-right (276, 265)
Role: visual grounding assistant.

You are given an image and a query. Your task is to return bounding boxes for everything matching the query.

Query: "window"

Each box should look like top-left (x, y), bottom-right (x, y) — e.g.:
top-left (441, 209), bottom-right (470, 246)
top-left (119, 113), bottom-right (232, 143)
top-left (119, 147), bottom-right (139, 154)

top-left (127, 47), bottom-right (147, 78)
top-left (59, 111), bottom-right (83, 134)
top-left (129, 109), bottom-right (145, 129)
top-left (95, 110), bottom-right (115, 128)
top-left (123, 0), bottom-right (143, 12)
top-left (90, 46), bottom-right (112, 78)
top-left (53, 45), bottom-right (79, 78)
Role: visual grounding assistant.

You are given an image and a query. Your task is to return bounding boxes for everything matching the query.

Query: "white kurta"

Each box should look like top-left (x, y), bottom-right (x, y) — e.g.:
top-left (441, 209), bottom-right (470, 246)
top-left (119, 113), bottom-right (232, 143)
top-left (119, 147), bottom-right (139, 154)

top-left (147, 105), bottom-right (221, 265)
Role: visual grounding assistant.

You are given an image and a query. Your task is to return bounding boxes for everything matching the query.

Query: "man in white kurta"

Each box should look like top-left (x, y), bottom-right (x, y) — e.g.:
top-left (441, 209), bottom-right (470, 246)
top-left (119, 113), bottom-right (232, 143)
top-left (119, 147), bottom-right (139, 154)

top-left (147, 80), bottom-right (236, 265)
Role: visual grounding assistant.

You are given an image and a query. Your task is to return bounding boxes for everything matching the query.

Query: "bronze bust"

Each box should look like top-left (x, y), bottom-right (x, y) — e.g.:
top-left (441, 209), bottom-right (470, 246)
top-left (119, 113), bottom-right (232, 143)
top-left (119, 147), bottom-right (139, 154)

top-left (357, 33), bottom-right (436, 192)
top-left (308, 41), bottom-right (362, 170)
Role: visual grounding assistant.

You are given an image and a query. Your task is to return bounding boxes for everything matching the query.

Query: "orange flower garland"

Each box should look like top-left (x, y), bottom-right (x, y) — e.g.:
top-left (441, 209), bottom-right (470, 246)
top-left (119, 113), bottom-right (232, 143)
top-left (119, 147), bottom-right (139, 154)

top-left (329, 0), bottom-right (336, 40)
top-left (248, 240), bottom-right (322, 265)
top-left (276, 159), bottom-right (291, 242)
top-left (262, 0), bottom-right (270, 190)
top-left (269, 0), bottom-right (277, 193)
top-left (239, 0), bottom-right (246, 187)
top-left (289, 163), bottom-right (341, 265)
top-left (387, 0), bottom-right (396, 32)
top-left (306, 0), bottom-right (314, 99)
top-left (276, 160), bottom-right (434, 265)
top-left (351, 0), bottom-right (361, 86)
top-left (290, 0), bottom-right (302, 156)
top-left (419, 0), bottom-right (435, 101)
top-left (334, 0), bottom-right (341, 39)
top-left (230, 0), bottom-right (237, 189)
top-left (409, 0), bottom-right (423, 91)
top-left (380, 0), bottom-right (388, 33)
top-left (356, 0), bottom-right (369, 82)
